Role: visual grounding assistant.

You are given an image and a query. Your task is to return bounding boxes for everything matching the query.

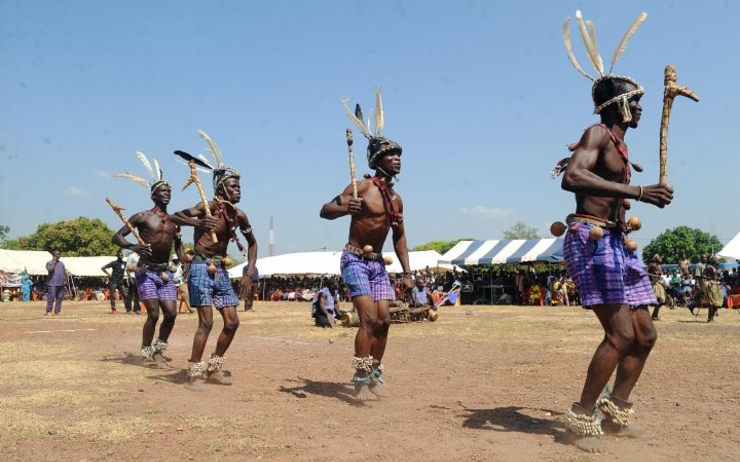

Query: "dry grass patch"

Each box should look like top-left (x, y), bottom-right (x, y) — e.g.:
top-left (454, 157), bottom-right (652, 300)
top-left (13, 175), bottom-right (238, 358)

top-left (65, 415), bottom-right (156, 442)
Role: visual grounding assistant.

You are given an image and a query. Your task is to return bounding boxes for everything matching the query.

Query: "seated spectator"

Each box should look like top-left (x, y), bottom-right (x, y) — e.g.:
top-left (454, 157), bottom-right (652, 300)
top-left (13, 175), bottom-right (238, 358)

top-left (410, 278), bottom-right (434, 310)
top-left (312, 279), bottom-right (342, 328)
top-left (528, 283), bottom-right (543, 305)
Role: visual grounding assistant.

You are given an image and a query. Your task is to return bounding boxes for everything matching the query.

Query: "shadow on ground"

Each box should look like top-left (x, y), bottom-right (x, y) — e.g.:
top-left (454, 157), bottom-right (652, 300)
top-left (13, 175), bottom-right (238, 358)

top-left (279, 377), bottom-right (368, 407)
top-left (458, 405), bottom-right (563, 435)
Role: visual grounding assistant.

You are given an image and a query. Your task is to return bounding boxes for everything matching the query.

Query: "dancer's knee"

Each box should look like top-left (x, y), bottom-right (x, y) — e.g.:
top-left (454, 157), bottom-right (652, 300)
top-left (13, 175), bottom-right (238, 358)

top-left (640, 327), bottom-right (658, 350)
top-left (162, 309), bottom-right (177, 322)
top-left (199, 319), bottom-right (214, 332)
top-left (376, 313), bottom-right (391, 331)
top-left (607, 329), bottom-right (635, 354)
top-left (224, 317), bottom-right (240, 333)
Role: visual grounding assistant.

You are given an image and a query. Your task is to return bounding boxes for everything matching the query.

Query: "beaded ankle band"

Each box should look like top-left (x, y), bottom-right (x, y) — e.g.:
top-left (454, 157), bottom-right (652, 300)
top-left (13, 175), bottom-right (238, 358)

top-left (565, 403), bottom-right (603, 437)
top-left (598, 397), bottom-right (635, 427)
top-left (352, 356), bottom-right (374, 373)
top-left (188, 361), bottom-right (206, 378)
top-left (141, 345), bottom-right (155, 361)
top-left (207, 354), bottom-right (226, 372)
top-left (153, 339), bottom-right (169, 353)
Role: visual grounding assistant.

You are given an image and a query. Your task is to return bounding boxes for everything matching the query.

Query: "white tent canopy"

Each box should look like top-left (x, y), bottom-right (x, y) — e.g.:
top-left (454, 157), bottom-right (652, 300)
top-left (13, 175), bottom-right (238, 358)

top-left (227, 250), bottom-right (457, 278)
top-left (440, 239), bottom-right (564, 265)
top-left (719, 233), bottom-right (740, 260)
top-left (0, 249), bottom-right (117, 277)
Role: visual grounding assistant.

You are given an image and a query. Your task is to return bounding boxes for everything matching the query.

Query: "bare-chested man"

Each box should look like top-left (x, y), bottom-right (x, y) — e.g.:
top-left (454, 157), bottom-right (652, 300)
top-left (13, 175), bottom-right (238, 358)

top-left (172, 133), bottom-right (257, 390)
top-left (555, 11), bottom-right (674, 452)
top-left (112, 157), bottom-right (184, 365)
top-left (320, 89), bottom-right (413, 399)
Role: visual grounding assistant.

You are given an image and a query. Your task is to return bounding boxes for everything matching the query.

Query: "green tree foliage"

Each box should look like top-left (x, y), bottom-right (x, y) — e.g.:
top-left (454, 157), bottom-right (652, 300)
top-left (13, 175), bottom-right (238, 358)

top-left (2, 239), bottom-right (21, 250)
top-left (503, 222), bottom-right (541, 239)
top-left (412, 238), bottom-right (476, 255)
top-left (0, 225), bottom-right (22, 249)
top-left (17, 217), bottom-right (119, 256)
top-left (642, 226), bottom-right (723, 265)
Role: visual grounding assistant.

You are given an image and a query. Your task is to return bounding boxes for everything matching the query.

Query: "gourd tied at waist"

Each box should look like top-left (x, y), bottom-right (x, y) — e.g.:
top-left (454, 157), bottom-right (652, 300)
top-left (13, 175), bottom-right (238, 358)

top-left (191, 254), bottom-right (227, 264)
top-left (344, 244), bottom-right (384, 261)
top-left (566, 214), bottom-right (626, 231)
top-left (139, 261), bottom-right (169, 271)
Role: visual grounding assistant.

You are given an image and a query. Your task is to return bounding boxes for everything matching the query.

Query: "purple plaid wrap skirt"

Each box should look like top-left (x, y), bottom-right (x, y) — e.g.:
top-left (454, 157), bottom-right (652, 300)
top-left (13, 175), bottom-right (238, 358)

top-left (340, 251), bottom-right (395, 301)
top-left (563, 222), bottom-right (656, 309)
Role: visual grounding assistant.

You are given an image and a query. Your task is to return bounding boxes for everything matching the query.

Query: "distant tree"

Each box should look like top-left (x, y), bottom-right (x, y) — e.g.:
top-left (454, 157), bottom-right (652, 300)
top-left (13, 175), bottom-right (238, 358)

top-left (2, 239), bottom-right (21, 250)
top-left (642, 226), bottom-right (723, 265)
top-left (18, 217), bottom-right (119, 256)
top-left (0, 225), bottom-right (9, 245)
top-left (503, 222), bottom-right (541, 239)
top-left (412, 238), bottom-right (476, 256)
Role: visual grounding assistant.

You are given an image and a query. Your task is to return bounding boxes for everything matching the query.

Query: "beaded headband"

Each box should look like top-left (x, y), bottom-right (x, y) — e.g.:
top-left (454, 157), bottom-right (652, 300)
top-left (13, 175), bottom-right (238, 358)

top-left (115, 152), bottom-right (170, 193)
top-left (563, 10), bottom-right (648, 122)
top-left (342, 88), bottom-right (402, 169)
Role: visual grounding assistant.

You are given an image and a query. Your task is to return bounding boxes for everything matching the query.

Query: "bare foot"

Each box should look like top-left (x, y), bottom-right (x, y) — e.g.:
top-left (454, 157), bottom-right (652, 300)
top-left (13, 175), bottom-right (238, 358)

top-left (563, 431), bottom-right (610, 453)
top-left (369, 381), bottom-right (389, 398)
top-left (602, 420), bottom-right (654, 438)
top-left (205, 371), bottom-right (232, 386)
top-left (184, 377), bottom-right (207, 392)
top-left (355, 384), bottom-right (376, 401)
top-left (152, 353), bottom-right (171, 367)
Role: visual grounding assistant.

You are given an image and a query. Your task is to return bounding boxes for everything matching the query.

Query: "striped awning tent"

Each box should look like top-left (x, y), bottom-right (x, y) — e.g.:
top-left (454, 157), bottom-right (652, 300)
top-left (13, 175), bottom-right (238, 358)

top-left (440, 239), bottom-right (564, 266)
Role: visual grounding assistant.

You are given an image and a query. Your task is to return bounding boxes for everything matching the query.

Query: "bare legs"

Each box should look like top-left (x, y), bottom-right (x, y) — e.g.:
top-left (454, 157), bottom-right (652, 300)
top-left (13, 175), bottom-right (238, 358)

top-left (353, 295), bottom-right (391, 399)
top-left (140, 299), bottom-right (178, 362)
top-left (578, 304), bottom-right (656, 410)
top-left (566, 304), bottom-right (657, 451)
top-left (141, 299), bottom-right (178, 346)
top-left (186, 305), bottom-right (240, 389)
top-left (354, 295), bottom-right (391, 359)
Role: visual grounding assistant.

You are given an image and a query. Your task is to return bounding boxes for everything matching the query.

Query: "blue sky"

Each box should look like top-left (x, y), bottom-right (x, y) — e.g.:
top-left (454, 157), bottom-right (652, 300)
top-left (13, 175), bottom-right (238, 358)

top-left (1, 0), bottom-right (738, 256)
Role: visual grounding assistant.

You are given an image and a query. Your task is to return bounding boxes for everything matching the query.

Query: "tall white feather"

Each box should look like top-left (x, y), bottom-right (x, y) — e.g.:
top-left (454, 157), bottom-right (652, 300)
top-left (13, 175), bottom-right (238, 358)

top-left (136, 151), bottom-right (155, 181)
top-left (115, 173), bottom-right (150, 188)
top-left (585, 20), bottom-right (604, 75)
top-left (197, 130), bottom-right (224, 168)
top-left (575, 10), bottom-right (603, 77)
top-left (563, 17), bottom-right (594, 81)
top-left (341, 99), bottom-right (372, 139)
top-left (609, 11), bottom-right (648, 74)
top-left (153, 158), bottom-right (162, 182)
top-left (373, 88), bottom-right (385, 136)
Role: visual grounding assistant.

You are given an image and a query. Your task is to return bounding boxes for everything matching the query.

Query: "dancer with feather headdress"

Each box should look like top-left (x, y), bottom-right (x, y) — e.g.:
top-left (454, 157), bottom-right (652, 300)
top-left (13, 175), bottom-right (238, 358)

top-left (553, 11), bottom-right (676, 452)
top-left (111, 152), bottom-right (186, 365)
top-left (320, 88), bottom-right (413, 400)
top-left (172, 130), bottom-right (257, 390)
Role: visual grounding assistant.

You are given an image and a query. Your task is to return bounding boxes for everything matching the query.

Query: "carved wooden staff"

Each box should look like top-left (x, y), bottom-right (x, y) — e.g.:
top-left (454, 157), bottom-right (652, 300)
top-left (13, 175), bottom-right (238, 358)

top-left (106, 198), bottom-right (147, 247)
top-left (182, 160), bottom-right (218, 243)
top-left (660, 64), bottom-right (699, 185)
top-left (346, 129), bottom-right (358, 199)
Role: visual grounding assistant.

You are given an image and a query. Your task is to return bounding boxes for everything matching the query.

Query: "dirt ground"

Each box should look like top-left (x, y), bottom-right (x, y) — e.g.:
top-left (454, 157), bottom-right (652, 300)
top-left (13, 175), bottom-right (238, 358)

top-left (0, 299), bottom-right (738, 462)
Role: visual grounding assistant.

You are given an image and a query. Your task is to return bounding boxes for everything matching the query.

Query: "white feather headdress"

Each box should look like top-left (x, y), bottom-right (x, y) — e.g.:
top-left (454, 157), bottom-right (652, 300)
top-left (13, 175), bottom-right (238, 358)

top-left (197, 129), bottom-right (240, 192)
top-left (115, 151), bottom-right (169, 191)
top-left (563, 10), bottom-right (648, 120)
top-left (341, 88), bottom-right (402, 169)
